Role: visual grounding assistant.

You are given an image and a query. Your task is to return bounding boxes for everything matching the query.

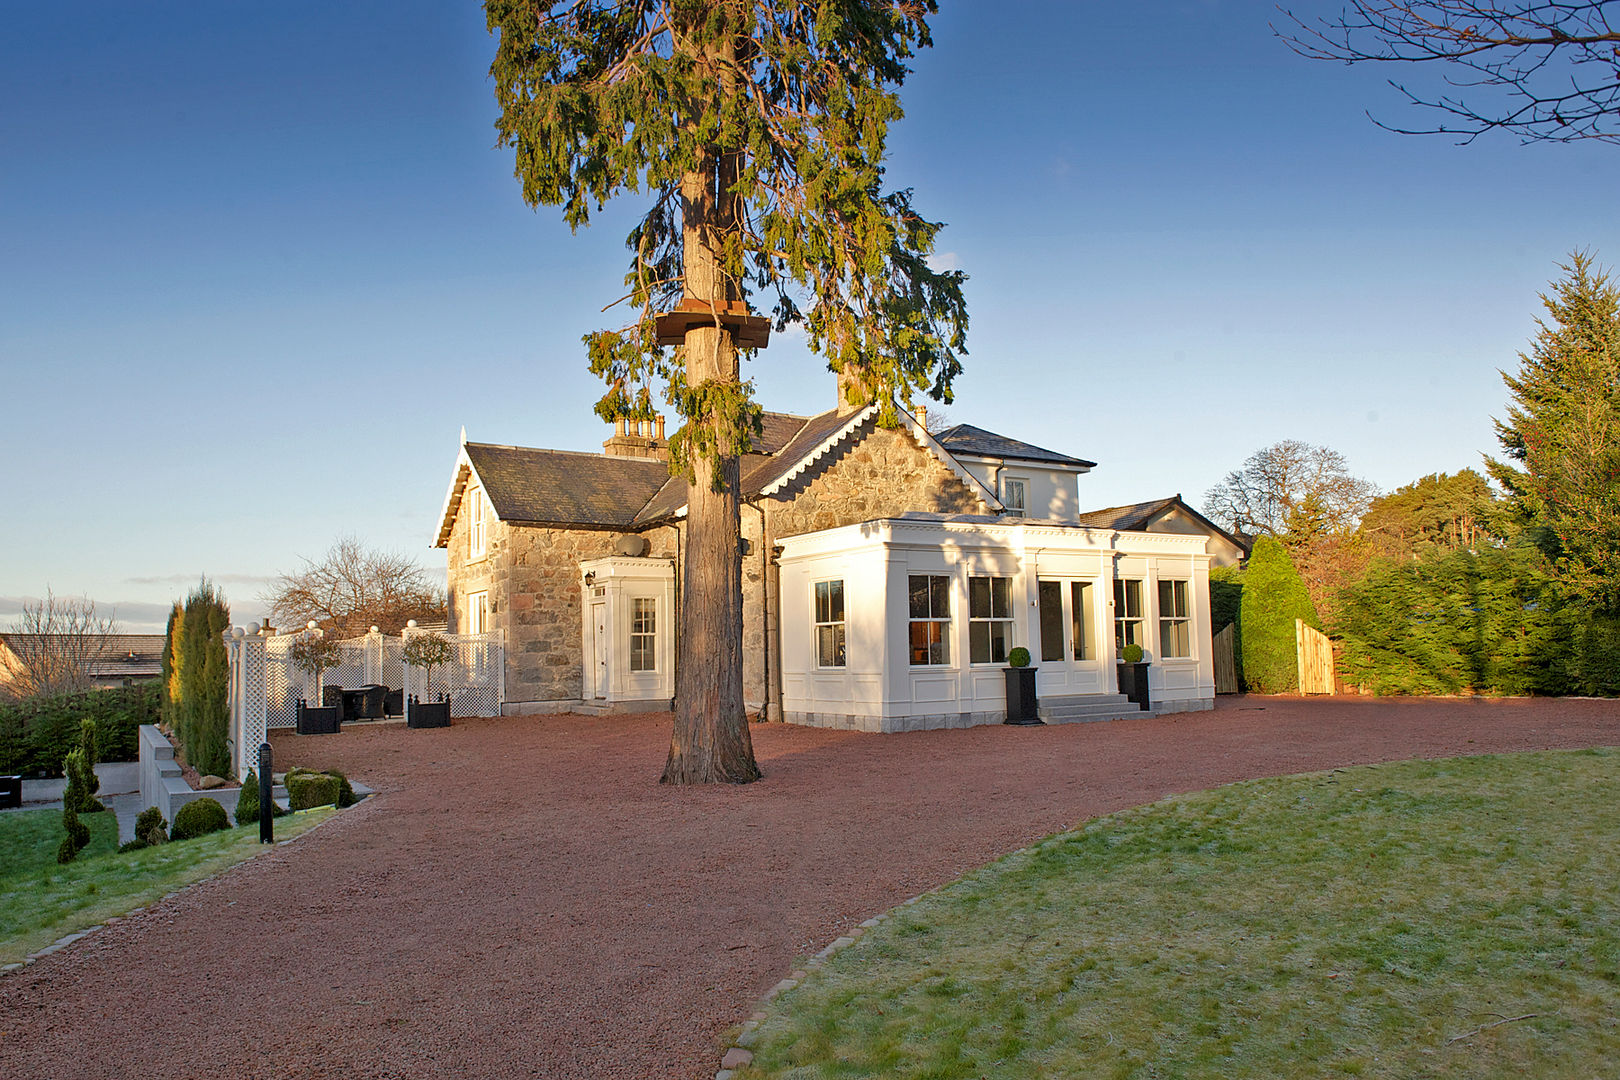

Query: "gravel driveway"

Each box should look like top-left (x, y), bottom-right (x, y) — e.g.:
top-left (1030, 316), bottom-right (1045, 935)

top-left (2, 695), bottom-right (1615, 1079)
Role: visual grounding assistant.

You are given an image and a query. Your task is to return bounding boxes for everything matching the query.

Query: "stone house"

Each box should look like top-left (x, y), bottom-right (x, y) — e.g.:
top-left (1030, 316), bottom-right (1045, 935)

top-left (433, 391), bottom-right (1243, 731)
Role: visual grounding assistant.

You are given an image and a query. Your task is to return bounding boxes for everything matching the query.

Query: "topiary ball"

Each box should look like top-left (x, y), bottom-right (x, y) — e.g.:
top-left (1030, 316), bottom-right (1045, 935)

top-left (135, 806), bottom-right (168, 846)
top-left (171, 798), bottom-right (230, 841)
top-left (1008, 647), bottom-right (1032, 668)
top-left (1121, 643), bottom-right (1145, 664)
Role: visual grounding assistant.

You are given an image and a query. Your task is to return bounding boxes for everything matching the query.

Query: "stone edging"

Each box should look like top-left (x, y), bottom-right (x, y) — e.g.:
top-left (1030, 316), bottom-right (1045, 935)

top-left (713, 893), bottom-right (927, 1080)
top-left (0, 806), bottom-right (346, 978)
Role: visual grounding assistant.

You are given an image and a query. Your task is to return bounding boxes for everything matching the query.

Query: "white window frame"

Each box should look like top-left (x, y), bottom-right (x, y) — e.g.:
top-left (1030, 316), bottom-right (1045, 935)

top-left (1114, 578), bottom-right (1144, 653)
top-left (467, 590), bottom-right (489, 636)
top-left (813, 580), bottom-right (846, 669)
top-left (468, 486), bottom-right (487, 560)
top-left (1158, 579), bottom-right (1192, 659)
top-left (908, 574), bottom-right (952, 667)
top-left (1001, 476), bottom-right (1027, 517)
top-left (968, 575), bottom-right (1013, 664)
top-left (630, 597), bottom-right (657, 672)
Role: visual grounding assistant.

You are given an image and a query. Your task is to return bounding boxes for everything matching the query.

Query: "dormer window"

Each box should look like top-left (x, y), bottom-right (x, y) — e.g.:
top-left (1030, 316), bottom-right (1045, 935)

top-left (1002, 477), bottom-right (1026, 517)
top-left (469, 485), bottom-right (487, 559)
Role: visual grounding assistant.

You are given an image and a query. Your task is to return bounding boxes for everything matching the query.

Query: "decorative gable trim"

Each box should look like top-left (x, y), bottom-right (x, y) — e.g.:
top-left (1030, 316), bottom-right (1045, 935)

top-left (754, 403), bottom-right (1002, 511)
top-left (893, 406), bottom-right (1003, 511)
top-left (757, 404), bottom-right (881, 497)
top-left (433, 445), bottom-right (500, 549)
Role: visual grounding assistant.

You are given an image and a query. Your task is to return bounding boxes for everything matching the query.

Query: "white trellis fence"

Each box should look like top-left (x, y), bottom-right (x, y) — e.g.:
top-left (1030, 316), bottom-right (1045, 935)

top-left (225, 625), bottom-right (504, 775)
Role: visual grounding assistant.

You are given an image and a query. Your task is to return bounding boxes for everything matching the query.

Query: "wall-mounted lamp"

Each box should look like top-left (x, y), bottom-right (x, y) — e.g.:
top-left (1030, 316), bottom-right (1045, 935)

top-left (583, 572), bottom-right (596, 585)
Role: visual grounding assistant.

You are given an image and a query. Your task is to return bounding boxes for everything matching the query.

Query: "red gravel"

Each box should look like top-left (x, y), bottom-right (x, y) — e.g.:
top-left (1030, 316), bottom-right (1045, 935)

top-left (2, 695), bottom-right (1616, 1079)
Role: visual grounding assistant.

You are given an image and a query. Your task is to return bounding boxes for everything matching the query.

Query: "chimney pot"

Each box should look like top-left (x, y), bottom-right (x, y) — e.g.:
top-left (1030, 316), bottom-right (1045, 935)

top-left (655, 415), bottom-right (666, 439)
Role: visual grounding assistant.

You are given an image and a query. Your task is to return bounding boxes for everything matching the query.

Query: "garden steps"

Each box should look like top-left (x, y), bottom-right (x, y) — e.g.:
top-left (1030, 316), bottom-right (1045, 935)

top-left (1039, 694), bottom-right (1156, 724)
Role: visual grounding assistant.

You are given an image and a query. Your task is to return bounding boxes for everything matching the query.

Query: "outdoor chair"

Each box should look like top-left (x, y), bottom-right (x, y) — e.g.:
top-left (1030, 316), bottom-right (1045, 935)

top-left (343, 684), bottom-right (387, 720)
top-left (383, 688), bottom-right (404, 717)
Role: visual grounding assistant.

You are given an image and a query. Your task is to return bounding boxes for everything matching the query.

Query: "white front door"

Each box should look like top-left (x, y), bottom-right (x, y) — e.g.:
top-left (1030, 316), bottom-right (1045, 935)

top-left (1035, 579), bottom-right (1105, 696)
top-left (591, 603), bottom-right (608, 699)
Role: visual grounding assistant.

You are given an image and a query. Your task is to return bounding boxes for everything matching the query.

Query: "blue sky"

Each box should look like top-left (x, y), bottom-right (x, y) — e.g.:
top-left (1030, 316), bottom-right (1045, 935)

top-left (4, 1), bottom-right (1617, 632)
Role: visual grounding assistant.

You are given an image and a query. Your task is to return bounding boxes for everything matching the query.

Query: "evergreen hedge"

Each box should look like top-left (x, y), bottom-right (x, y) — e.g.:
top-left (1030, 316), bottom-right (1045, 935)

top-left (173, 582), bottom-right (230, 778)
top-left (1239, 536), bottom-right (1319, 694)
top-left (171, 798), bottom-right (230, 841)
top-left (0, 683), bottom-right (160, 777)
top-left (1335, 541), bottom-right (1620, 696)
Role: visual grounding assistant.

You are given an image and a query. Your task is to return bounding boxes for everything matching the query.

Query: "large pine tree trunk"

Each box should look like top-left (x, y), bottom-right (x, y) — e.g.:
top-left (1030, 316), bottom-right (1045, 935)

top-left (662, 144), bottom-right (760, 784)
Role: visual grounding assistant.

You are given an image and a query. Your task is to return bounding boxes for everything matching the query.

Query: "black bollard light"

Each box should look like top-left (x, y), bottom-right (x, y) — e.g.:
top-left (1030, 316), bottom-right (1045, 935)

top-left (257, 742), bottom-right (274, 844)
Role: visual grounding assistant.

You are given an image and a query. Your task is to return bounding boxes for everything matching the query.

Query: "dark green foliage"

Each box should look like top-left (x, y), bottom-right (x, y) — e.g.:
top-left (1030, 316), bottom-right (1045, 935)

top-left (134, 806), bottom-right (168, 846)
top-left (0, 683), bottom-right (160, 777)
top-left (118, 838), bottom-right (148, 854)
top-left (175, 581), bottom-right (231, 778)
top-left (285, 769), bottom-right (340, 812)
top-left (57, 747), bottom-right (92, 863)
top-left (1488, 253), bottom-right (1620, 614)
top-left (1120, 643), bottom-right (1144, 664)
top-left (285, 767), bottom-right (355, 811)
top-left (1358, 470), bottom-right (1497, 560)
top-left (170, 798), bottom-right (229, 841)
top-left (1333, 540), bottom-right (1620, 696)
top-left (1240, 536), bottom-right (1320, 694)
top-left (71, 720), bottom-right (103, 812)
top-left (486, 1), bottom-right (968, 443)
top-left (1008, 647), bottom-right (1031, 668)
top-left (234, 768), bottom-right (260, 826)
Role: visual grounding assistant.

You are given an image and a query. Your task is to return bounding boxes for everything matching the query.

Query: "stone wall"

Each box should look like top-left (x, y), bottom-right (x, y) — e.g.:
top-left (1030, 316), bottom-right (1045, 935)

top-left (444, 495), bottom-right (499, 635)
top-left (739, 419), bottom-right (990, 705)
top-left (498, 524), bottom-right (678, 705)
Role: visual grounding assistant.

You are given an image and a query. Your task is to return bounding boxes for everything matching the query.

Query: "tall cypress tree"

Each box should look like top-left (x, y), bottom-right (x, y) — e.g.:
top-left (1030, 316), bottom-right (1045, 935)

top-left (177, 580), bottom-right (231, 777)
top-left (1488, 252), bottom-right (1620, 613)
top-left (486, 1), bottom-right (967, 784)
top-left (161, 600), bottom-right (184, 729)
top-left (1239, 536), bottom-right (1320, 694)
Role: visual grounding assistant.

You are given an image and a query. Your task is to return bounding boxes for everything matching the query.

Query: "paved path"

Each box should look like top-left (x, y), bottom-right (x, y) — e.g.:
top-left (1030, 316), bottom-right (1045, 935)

top-left (1, 696), bottom-right (1615, 1079)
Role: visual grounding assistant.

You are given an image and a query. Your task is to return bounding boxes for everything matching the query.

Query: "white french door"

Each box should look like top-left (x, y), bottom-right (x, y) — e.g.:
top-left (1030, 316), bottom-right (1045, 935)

top-left (1035, 579), bottom-right (1106, 695)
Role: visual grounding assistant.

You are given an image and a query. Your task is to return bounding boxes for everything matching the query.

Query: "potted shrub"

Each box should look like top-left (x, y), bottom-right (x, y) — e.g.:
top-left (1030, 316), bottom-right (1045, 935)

top-left (1003, 647), bottom-right (1043, 726)
top-left (1116, 642), bottom-right (1151, 711)
top-left (403, 632), bottom-right (453, 729)
top-left (290, 632), bottom-right (343, 735)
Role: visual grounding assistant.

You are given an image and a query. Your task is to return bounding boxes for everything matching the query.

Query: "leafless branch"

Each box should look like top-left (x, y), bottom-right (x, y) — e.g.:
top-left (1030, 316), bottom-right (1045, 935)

top-left (261, 536), bottom-right (445, 639)
top-left (2, 589), bottom-right (120, 698)
top-left (1276, 2), bottom-right (1620, 142)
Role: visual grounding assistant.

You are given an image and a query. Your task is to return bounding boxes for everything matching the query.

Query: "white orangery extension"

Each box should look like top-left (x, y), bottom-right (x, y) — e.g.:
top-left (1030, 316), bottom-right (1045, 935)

top-left (777, 513), bottom-right (1215, 732)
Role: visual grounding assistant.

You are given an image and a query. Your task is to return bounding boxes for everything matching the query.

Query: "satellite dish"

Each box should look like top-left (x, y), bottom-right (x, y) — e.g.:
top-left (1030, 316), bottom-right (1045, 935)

top-left (613, 533), bottom-right (648, 557)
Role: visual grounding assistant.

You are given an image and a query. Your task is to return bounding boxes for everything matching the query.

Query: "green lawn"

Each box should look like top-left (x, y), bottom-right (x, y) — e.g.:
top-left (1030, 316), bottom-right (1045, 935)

top-left (740, 748), bottom-right (1620, 1080)
top-left (0, 804), bottom-right (336, 965)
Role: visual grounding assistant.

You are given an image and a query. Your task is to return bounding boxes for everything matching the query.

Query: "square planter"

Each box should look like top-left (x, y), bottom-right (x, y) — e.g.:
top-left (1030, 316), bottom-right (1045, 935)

top-left (1116, 662), bottom-right (1151, 711)
top-left (407, 695), bottom-right (450, 729)
top-left (295, 699), bottom-right (341, 735)
top-left (1003, 666), bottom-right (1043, 726)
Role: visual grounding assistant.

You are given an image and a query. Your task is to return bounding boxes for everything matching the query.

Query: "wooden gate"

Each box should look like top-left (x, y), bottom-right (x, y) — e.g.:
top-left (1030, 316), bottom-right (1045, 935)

top-left (1295, 618), bottom-right (1335, 695)
top-left (1213, 623), bottom-right (1239, 694)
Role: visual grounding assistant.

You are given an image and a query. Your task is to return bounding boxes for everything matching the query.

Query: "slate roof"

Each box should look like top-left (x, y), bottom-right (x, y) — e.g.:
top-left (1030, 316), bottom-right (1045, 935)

top-left (444, 406), bottom-right (1040, 537)
top-left (934, 424), bottom-right (1096, 469)
top-left (0, 633), bottom-right (165, 679)
top-left (1074, 496), bottom-right (1249, 553)
top-left (464, 443), bottom-right (670, 528)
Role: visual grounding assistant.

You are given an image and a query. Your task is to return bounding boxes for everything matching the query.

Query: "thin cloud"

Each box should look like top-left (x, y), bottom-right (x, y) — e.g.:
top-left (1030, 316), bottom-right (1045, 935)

top-left (123, 573), bottom-right (277, 588)
top-left (928, 251), bottom-right (962, 272)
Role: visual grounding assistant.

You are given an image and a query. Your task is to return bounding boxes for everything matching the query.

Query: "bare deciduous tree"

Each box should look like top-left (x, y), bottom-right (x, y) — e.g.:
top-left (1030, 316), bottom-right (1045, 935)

top-left (262, 537), bottom-right (446, 640)
top-left (1204, 440), bottom-right (1378, 539)
top-left (2, 590), bottom-right (119, 699)
top-left (1277, 2), bottom-right (1620, 143)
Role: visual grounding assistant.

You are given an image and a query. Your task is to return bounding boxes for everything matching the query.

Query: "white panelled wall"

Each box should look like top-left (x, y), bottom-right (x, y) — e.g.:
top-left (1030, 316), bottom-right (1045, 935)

top-left (778, 516), bottom-right (1214, 732)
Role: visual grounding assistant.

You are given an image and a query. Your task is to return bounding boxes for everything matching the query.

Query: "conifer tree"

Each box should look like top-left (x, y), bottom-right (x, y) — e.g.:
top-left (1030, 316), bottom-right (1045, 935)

top-left (1488, 252), bottom-right (1620, 613)
top-left (161, 600), bottom-right (184, 728)
top-left (486, 0), bottom-right (968, 783)
top-left (176, 580), bottom-right (231, 778)
top-left (1239, 536), bottom-right (1320, 694)
top-left (57, 747), bottom-right (92, 863)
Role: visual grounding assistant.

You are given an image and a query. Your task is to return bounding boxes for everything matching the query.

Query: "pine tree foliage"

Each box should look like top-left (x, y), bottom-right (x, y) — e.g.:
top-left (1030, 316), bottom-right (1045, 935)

top-left (57, 747), bottom-right (92, 863)
top-left (162, 601), bottom-right (184, 729)
top-left (1488, 252), bottom-right (1620, 613)
top-left (484, 0), bottom-right (967, 783)
top-left (1238, 536), bottom-right (1320, 694)
top-left (487, 0), bottom-right (968, 442)
top-left (1357, 469), bottom-right (1497, 561)
top-left (176, 580), bottom-right (231, 779)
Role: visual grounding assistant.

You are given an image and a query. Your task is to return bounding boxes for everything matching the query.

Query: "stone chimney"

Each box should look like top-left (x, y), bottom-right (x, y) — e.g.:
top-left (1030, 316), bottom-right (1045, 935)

top-left (602, 415), bottom-right (670, 461)
top-left (835, 365), bottom-right (871, 417)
